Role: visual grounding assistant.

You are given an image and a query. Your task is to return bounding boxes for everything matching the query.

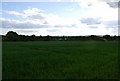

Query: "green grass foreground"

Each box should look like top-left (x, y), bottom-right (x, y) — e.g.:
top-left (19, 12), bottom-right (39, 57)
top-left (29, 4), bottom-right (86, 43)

top-left (2, 41), bottom-right (118, 79)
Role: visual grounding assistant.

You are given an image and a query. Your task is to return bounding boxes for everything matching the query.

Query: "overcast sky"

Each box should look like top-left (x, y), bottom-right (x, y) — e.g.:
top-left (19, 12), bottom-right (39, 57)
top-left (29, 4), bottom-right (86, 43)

top-left (0, 0), bottom-right (119, 36)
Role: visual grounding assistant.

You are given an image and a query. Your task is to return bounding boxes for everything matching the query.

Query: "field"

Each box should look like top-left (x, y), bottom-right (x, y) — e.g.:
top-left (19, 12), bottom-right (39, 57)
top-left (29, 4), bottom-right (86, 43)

top-left (2, 41), bottom-right (118, 79)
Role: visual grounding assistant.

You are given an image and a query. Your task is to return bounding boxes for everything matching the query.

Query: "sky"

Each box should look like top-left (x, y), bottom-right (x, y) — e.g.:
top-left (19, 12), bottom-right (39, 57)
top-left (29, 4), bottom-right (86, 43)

top-left (0, 0), bottom-right (119, 36)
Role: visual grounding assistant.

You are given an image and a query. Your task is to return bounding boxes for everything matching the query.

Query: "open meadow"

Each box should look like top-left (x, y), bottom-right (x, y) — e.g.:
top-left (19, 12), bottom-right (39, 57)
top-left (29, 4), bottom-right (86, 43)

top-left (2, 41), bottom-right (118, 79)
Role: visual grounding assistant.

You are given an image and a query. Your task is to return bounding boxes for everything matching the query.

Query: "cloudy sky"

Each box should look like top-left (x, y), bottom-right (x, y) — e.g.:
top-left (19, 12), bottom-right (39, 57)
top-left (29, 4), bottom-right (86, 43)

top-left (0, 0), bottom-right (119, 36)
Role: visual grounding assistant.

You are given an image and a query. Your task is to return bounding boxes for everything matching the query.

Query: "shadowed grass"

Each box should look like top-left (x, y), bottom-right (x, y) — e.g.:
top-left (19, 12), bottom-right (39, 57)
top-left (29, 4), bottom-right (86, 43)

top-left (2, 41), bottom-right (118, 79)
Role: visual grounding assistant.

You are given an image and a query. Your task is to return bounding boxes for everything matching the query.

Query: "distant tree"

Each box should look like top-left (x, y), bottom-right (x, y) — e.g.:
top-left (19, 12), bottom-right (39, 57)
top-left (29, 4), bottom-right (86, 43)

top-left (5, 31), bottom-right (19, 41)
top-left (3, 31), bottom-right (119, 41)
top-left (89, 35), bottom-right (99, 40)
top-left (113, 35), bottom-right (118, 41)
top-left (30, 35), bottom-right (36, 41)
top-left (103, 35), bottom-right (111, 40)
top-left (118, 36), bottom-right (120, 41)
top-left (45, 35), bottom-right (52, 41)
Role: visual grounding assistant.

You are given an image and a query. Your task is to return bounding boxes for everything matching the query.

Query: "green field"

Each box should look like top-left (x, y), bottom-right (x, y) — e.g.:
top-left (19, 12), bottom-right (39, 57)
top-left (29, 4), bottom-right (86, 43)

top-left (2, 41), bottom-right (118, 79)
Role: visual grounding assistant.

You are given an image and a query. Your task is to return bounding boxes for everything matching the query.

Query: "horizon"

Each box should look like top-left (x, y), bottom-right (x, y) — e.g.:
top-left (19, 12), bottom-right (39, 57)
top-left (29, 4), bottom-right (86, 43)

top-left (1, 31), bottom-right (118, 37)
top-left (0, 1), bottom-right (119, 36)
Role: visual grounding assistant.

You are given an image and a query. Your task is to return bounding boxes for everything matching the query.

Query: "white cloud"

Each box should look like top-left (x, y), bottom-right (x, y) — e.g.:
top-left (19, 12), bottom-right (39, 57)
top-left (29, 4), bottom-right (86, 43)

top-left (0, 16), bottom-right (77, 29)
top-left (71, 0), bottom-right (118, 20)
top-left (80, 17), bottom-right (102, 25)
top-left (73, 0), bottom-right (118, 32)
top-left (23, 8), bottom-right (44, 14)
top-left (75, 0), bottom-right (99, 8)
top-left (79, 1), bottom-right (117, 20)
top-left (107, 2), bottom-right (119, 8)
top-left (6, 8), bottom-right (45, 19)
top-left (6, 11), bottom-right (25, 18)
top-left (2, 3), bottom-right (118, 36)
top-left (1, 17), bottom-right (118, 36)
top-left (5, 8), bottom-right (81, 28)
top-left (0, 18), bottom-right (52, 29)
top-left (102, 20), bottom-right (118, 28)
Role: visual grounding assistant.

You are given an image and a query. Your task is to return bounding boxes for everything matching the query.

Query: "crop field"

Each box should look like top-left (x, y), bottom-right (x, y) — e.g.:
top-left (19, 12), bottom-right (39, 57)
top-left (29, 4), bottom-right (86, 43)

top-left (2, 41), bottom-right (118, 79)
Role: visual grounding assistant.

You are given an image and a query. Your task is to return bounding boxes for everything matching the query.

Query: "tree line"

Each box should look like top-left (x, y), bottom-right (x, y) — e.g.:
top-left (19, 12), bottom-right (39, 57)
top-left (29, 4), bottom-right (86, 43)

top-left (1, 31), bottom-right (119, 41)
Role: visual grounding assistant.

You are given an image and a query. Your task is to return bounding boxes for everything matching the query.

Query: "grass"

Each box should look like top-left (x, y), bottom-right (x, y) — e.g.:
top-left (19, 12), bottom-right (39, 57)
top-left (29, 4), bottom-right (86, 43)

top-left (2, 41), bottom-right (118, 79)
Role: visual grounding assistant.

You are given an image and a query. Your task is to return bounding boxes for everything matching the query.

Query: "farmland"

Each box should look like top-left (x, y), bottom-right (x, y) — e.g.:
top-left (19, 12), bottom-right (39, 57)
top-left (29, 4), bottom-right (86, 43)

top-left (2, 41), bottom-right (118, 79)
